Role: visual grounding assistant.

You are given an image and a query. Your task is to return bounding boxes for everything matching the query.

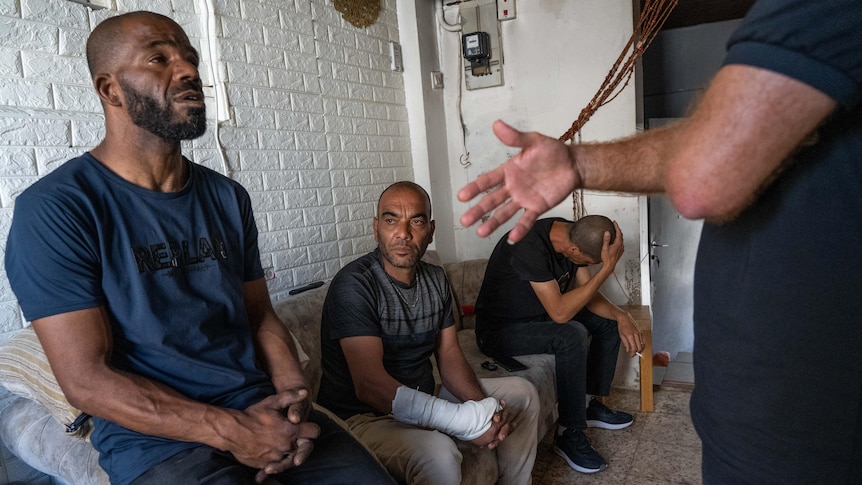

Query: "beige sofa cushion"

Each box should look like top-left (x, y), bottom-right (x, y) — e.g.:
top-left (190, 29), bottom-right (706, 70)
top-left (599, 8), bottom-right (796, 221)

top-left (0, 327), bottom-right (87, 436)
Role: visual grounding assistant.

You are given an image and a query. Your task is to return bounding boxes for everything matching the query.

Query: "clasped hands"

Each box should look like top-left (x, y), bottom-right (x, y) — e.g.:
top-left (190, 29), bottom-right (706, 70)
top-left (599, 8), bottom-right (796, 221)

top-left (227, 387), bottom-right (319, 483)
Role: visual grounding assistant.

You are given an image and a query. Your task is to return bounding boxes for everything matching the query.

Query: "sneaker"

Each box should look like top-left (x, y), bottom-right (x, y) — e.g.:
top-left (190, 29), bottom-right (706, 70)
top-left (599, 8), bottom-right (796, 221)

top-left (586, 398), bottom-right (634, 430)
top-left (553, 429), bottom-right (608, 474)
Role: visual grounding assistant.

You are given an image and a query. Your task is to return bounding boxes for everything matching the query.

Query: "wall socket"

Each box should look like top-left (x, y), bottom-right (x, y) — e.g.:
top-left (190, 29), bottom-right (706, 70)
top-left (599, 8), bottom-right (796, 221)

top-left (430, 71), bottom-right (444, 89)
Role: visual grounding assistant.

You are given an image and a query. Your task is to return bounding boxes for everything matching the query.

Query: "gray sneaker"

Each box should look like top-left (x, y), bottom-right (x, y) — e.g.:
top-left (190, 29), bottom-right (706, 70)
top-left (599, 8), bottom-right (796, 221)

top-left (553, 429), bottom-right (607, 474)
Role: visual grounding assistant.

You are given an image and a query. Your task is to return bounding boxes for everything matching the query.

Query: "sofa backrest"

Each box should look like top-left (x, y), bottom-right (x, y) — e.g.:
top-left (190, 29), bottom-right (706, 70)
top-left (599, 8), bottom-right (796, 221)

top-left (272, 282), bottom-right (331, 400)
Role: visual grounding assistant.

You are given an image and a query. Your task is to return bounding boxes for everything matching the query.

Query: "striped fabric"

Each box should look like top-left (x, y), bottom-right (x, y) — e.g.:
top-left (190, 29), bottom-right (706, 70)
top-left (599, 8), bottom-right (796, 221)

top-left (0, 327), bottom-right (88, 437)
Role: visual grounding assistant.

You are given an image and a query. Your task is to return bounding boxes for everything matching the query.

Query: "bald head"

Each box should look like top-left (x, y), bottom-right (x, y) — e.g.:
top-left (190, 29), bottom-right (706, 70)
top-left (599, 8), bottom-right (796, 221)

top-left (86, 11), bottom-right (185, 79)
top-left (377, 181), bottom-right (432, 219)
top-left (568, 215), bottom-right (615, 261)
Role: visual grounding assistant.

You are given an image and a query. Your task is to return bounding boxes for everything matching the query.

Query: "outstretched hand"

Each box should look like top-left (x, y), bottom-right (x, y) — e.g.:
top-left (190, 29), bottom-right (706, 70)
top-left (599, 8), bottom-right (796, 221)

top-left (458, 120), bottom-right (580, 243)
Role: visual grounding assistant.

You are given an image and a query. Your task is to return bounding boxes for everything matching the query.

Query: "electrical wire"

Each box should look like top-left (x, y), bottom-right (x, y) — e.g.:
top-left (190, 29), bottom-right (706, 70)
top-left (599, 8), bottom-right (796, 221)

top-left (198, 0), bottom-right (231, 177)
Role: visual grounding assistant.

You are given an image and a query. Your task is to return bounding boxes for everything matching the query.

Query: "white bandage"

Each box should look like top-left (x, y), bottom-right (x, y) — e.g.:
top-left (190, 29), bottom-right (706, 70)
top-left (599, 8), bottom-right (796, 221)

top-left (391, 386), bottom-right (500, 441)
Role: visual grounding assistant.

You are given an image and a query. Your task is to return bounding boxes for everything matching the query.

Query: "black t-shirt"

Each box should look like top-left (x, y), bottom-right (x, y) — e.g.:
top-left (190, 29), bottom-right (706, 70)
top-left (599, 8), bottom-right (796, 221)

top-left (691, 0), bottom-right (862, 482)
top-left (476, 218), bottom-right (582, 334)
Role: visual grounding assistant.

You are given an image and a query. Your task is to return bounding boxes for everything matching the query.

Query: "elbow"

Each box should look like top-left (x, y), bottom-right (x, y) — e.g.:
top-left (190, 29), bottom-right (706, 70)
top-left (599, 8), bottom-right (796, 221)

top-left (61, 383), bottom-right (97, 415)
top-left (547, 310), bottom-right (572, 324)
top-left (666, 174), bottom-right (739, 221)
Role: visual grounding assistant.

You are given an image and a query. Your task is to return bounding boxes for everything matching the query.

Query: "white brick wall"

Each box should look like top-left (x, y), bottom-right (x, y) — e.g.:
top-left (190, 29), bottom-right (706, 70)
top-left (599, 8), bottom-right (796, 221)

top-left (0, 0), bottom-right (411, 338)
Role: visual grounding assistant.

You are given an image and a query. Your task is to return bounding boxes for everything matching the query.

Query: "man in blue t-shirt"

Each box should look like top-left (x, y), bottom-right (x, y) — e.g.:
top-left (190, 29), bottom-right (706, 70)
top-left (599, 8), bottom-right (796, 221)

top-left (4, 11), bottom-right (393, 485)
top-left (458, 0), bottom-right (862, 482)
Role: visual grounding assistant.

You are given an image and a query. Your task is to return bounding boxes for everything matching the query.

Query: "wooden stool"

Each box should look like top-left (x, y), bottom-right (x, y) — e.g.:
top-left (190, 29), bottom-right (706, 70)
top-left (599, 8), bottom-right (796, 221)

top-left (620, 304), bottom-right (654, 412)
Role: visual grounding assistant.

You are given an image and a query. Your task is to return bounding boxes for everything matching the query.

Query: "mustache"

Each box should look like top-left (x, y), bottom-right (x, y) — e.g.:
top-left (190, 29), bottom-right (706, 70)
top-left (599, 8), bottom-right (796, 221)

top-left (170, 80), bottom-right (204, 96)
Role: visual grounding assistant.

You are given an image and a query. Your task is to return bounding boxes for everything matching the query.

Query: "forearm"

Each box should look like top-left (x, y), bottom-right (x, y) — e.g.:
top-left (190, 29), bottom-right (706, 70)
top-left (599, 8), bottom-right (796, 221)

top-left (585, 292), bottom-right (624, 321)
top-left (244, 278), bottom-right (309, 393)
top-left (571, 125), bottom-right (673, 194)
top-left (254, 316), bottom-right (310, 393)
top-left (68, 365), bottom-right (239, 451)
top-left (438, 350), bottom-right (486, 403)
top-left (547, 266), bottom-right (614, 322)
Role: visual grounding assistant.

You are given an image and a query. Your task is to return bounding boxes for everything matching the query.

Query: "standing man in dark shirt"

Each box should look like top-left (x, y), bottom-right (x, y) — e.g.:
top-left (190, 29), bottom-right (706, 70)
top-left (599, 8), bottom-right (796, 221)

top-left (459, 1), bottom-right (862, 482)
top-left (476, 215), bottom-right (644, 474)
top-left (318, 181), bottom-right (540, 484)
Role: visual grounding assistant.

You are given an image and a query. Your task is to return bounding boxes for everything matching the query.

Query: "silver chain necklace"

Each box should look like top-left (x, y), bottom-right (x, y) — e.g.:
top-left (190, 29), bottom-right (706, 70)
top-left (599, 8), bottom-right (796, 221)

top-left (388, 275), bottom-right (420, 307)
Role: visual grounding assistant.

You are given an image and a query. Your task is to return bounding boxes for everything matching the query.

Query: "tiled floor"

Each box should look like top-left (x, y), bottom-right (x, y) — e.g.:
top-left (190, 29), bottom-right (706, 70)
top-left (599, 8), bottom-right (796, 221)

top-left (531, 387), bottom-right (701, 485)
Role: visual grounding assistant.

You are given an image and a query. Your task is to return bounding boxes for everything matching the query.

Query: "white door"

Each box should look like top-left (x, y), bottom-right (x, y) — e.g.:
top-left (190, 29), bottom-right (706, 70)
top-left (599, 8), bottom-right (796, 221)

top-left (647, 118), bottom-right (702, 360)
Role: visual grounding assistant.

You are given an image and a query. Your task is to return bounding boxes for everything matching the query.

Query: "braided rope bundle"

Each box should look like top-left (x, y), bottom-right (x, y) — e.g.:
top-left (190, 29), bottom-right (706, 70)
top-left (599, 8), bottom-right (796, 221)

top-left (561, 0), bottom-right (678, 219)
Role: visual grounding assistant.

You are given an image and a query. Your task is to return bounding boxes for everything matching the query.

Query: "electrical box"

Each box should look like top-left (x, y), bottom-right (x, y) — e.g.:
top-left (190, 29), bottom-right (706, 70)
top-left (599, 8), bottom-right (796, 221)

top-left (458, 0), bottom-right (503, 90)
top-left (462, 31), bottom-right (492, 76)
top-left (497, 0), bottom-right (516, 20)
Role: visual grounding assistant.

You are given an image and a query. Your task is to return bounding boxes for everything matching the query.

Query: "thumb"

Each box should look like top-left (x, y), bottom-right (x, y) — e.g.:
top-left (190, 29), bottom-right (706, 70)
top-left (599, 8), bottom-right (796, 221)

top-left (492, 120), bottom-right (527, 148)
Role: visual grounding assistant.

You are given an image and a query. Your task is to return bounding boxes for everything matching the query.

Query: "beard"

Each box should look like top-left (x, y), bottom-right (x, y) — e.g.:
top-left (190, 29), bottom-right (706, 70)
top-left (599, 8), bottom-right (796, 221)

top-left (120, 79), bottom-right (207, 142)
top-left (379, 245), bottom-right (421, 269)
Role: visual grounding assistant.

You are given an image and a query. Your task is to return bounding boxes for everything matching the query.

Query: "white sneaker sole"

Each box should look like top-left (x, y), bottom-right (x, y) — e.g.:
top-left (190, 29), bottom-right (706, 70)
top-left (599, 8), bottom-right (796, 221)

top-left (552, 445), bottom-right (608, 474)
top-left (586, 418), bottom-right (633, 430)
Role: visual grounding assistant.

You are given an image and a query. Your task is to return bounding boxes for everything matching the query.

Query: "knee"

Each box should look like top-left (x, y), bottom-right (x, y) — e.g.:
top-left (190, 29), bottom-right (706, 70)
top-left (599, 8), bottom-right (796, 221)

top-left (593, 319), bottom-right (621, 344)
top-left (554, 323), bottom-right (589, 354)
top-left (503, 377), bottom-right (540, 422)
top-left (404, 433), bottom-right (462, 483)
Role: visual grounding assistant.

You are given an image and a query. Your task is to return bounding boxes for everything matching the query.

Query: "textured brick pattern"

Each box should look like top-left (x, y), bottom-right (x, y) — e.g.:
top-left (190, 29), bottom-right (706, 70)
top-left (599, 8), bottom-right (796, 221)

top-left (0, 0), bottom-right (411, 337)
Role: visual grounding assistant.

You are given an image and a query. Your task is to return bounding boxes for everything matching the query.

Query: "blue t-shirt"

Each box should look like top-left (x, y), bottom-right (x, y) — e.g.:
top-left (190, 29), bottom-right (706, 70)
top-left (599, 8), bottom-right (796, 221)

top-left (5, 153), bottom-right (272, 485)
top-left (692, 0), bottom-right (862, 482)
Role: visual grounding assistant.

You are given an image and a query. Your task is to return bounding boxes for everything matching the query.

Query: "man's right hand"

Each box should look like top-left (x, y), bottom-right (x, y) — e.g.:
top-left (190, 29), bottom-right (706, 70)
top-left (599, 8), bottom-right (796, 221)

top-left (600, 221), bottom-right (625, 271)
top-left (220, 388), bottom-right (320, 476)
top-left (458, 120), bottom-right (579, 243)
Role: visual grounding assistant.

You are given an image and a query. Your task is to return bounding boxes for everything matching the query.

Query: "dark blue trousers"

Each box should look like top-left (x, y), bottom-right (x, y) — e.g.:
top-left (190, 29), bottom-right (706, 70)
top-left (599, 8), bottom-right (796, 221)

top-left (130, 409), bottom-right (395, 485)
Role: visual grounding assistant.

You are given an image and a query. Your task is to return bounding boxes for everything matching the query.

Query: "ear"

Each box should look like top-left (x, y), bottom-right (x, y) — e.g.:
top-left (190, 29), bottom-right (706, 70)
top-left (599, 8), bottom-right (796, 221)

top-left (372, 217), bottom-right (379, 243)
top-left (428, 219), bottom-right (435, 244)
top-left (93, 73), bottom-right (122, 107)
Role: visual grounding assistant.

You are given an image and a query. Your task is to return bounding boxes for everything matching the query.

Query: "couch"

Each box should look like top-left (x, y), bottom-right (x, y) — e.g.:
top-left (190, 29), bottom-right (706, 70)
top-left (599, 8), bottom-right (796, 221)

top-left (0, 252), bottom-right (559, 485)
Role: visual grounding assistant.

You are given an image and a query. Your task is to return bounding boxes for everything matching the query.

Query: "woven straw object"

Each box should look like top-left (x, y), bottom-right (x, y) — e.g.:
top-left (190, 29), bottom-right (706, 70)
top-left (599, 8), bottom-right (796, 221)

top-left (334, 0), bottom-right (380, 28)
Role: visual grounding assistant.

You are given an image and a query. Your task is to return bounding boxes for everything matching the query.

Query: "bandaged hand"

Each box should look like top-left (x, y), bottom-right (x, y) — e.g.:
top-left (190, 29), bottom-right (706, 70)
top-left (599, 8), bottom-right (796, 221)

top-left (391, 386), bottom-right (500, 441)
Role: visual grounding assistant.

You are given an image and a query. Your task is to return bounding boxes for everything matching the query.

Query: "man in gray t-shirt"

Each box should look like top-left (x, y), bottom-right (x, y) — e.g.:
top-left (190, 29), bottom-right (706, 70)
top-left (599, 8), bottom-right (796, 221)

top-left (318, 181), bottom-right (540, 484)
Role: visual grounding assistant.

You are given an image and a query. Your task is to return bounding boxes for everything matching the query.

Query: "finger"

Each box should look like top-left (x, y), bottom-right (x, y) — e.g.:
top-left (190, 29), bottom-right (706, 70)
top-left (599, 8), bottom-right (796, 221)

top-left (297, 422), bottom-right (320, 441)
top-left (458, 168), bottom-right (505, 205)
top-left (478, 199), bottom-right (524, 238)
top-left (292, 438), bottom-right (315, 466)
top-left (471, 184), bottom-right (513, 221)
top-left (285, 401), bottom-right (310, 424)
top-left (261, 454), bottom-right (296, 478)
top-left (505, 210), bottom-right (539, 244)
top-left (255, 469), bottom-right (271, 483)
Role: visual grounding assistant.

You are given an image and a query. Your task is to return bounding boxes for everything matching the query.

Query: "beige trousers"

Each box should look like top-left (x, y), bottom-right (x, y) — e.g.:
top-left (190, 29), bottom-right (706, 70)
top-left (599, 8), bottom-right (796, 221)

top-left (346, 376), bottom-right (540, 485)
